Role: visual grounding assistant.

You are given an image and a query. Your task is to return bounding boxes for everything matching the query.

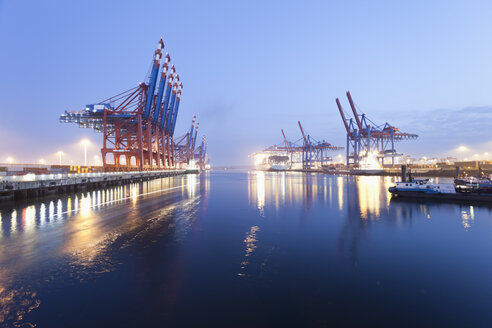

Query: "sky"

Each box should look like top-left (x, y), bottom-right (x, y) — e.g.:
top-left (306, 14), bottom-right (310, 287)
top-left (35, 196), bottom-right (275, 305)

top-left (1, 0), bottom-right (492, 166)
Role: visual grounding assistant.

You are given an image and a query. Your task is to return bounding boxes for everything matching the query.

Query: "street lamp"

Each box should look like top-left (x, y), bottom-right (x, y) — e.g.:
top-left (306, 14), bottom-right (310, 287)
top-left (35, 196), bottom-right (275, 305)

top-left (81, 139), bottom-right (90, 166)
top-left (57, 151), bottom-right (63, 165)
top-left (458, 145), bottom-right (468, 161)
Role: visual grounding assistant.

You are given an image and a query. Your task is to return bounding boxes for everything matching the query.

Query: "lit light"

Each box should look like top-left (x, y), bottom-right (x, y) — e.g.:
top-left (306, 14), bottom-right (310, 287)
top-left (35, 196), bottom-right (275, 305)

top-left (57, 151), bottom-right (64, 165)
top-left (22, 173), bottom-right (36, 181)
top-left (473, 154), bottom-right (479, 157)
top-left (6, 157), bottom-right (14, 164)
top-left (81, 139), bottom-right (91, 166)
top-left (359, 151), bottom-right (382, 170)
top-left (458, 146), bottom-right (467, 151)
top-left (254, 154), bottom-right (267, 167)
top-left (484, 152), bottom-right (489, 156)
top-left (39, 159), bottom-right (45, 164)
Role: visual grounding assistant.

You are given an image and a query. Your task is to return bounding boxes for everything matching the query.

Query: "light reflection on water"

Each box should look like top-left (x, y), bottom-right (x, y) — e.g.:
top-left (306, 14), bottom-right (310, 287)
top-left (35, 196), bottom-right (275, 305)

top-left (245, 171), bottom-right (492, 275)
top-left (247, 171), bottom-right (487, 231)
top-left (2, 171), bottom-right (492, 327)
top-left (0, 174), bottom-right (206, 327)
top-left (0, 176), bottom-right (201, 238)
top-left (248, 171), bottom-right (401, 217)
top-left (238, 225), bottom-right (260, 277)
top-left (461, 206), bottom-right (475, 230)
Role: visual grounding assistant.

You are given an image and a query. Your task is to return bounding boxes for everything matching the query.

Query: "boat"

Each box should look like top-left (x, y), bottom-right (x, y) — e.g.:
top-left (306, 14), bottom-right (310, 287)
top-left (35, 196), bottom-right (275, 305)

top-left (254, 155), bottom-right (290, 171)
top-left (270, 163), bottom-right (290, 171)
top-left (455, 176), bottom-right (492, 193)
top-left (389, 177), bottom-right (492, 202)
top-left (389, 178), bottom-right (456, 194)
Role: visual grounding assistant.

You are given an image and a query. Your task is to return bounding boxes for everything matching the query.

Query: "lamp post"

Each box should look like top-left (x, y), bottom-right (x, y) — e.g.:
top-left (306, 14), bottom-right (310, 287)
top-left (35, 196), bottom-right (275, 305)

top-left (457, 146), bottom-right (468, 161)
top-left (57, 151), bottom-right (63, 165)
top-left (81, 139), bottom-right (90, 166)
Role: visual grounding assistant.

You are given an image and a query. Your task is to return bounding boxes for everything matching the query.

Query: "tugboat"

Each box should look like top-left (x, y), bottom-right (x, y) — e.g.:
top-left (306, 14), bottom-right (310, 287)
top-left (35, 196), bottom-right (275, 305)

top-left (388, 178), bottom-right (456, 195)
top-left (389, 167), bottom-right (492, 203)
top-left (454, 176), bottom-right (492, 193)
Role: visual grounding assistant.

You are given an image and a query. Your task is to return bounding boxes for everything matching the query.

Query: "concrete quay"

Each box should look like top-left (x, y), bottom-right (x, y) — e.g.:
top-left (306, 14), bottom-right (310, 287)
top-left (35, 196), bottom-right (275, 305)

top-left (0, 170), bottom-right (187, 202)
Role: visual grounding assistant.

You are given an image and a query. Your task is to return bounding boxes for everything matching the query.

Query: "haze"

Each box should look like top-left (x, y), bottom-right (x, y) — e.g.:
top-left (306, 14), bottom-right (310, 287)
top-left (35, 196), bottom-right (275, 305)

top-left (1, 0), bottom-right (492, 166)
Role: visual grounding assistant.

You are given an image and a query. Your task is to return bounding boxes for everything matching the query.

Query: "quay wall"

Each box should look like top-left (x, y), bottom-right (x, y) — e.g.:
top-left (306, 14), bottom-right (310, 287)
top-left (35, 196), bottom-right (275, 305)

top-left (0, 170), bottom-right (188, 202)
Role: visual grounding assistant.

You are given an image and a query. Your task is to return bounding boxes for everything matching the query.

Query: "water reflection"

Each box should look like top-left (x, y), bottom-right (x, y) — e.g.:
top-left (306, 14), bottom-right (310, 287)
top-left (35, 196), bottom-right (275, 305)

top-left (249, 171), bottom-right (333, 213)
top-left (248, 172), bottom-right (400, 221)
top-left (238, 225), bottom-right (260, 277)
top-left (0, 174), bottom-right (208, 328)
top-left (247, 172), bottom-right (492, 265)
top-left (461, 206), bottom-right (475, 230)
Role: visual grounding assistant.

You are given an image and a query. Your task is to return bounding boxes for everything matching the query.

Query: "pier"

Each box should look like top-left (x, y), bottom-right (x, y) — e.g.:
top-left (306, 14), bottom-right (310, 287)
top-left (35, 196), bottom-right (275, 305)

top-left (0, 169), bottom-right (187, 202)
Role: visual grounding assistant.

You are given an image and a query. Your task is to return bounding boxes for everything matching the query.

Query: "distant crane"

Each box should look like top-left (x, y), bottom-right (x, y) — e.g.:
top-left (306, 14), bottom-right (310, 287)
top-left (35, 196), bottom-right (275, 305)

top-left (174, 115), bottom-right (206, 168)
top-left (336, 91), bottom-right (418, 166)
top-left (251, 122), bottom-right (343, 169)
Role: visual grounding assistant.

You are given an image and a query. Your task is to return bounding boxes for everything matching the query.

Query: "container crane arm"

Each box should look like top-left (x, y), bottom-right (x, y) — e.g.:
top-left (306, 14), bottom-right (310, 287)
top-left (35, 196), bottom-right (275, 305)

top-left (152, 52), bottom-right (170, 126)
top-left (336, 98), bottom-right (351, 134)
top-left (143, 39), bottom-right (164, 120)
top-left (170, 82), bottom-right (182, 136)
top-left (298, 121), bottom-right (309, 147)
top-left (281, 129), bottom-right (291, 152)
top-left (346, 91), bottom-right (363, 132)
top-left (159, 66), bottom-right (175, 131)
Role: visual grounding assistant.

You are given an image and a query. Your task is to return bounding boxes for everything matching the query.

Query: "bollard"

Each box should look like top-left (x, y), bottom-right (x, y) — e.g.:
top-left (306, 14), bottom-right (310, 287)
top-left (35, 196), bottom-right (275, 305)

top-left (401, 165), bottom-right (407, 182)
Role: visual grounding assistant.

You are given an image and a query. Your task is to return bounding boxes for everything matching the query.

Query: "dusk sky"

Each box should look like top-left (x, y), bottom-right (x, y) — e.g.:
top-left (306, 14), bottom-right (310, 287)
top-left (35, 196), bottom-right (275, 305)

top-left (1, 0), bottom-right (492, 166)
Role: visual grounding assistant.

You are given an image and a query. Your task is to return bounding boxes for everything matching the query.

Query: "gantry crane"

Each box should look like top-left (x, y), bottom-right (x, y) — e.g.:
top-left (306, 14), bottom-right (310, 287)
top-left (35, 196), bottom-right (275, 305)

top-left (60, 38), bottom-right (204, 171)
top-left (251, 122), bottom-right (343, 169)
top-left (336, 91), bottom-right (418, 166)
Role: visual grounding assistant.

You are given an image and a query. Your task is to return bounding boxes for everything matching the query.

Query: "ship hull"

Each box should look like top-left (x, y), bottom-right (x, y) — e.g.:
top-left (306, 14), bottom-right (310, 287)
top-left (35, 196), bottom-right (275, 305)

top-left (389, 189), bottom-right (492, 203)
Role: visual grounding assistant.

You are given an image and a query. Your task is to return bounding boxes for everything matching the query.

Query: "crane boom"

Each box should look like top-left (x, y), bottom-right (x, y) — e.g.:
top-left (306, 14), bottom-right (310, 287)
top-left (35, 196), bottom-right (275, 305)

top-left (165, 78), bottom-right (178, 134)
top-left (336, 98), bottom-right (351, 134)
top-left (346, 91), bottom-right (363, 132)
top-left (192, 122), bottom-right (199, 150)
top-left (281, 129), bottom-right (291, 152)
top-left (152, 53), bottom-right (170, 126)
top-left (143, 39), bottom-right (164, 120)
top-left (189, 115), bottom-right (196, 148)
top-left (298, 121), bottom-right (309, 147)
top-left (159, 66), bottom-right (175, 130)
top-left (170, 82), bottom-right (182, 136)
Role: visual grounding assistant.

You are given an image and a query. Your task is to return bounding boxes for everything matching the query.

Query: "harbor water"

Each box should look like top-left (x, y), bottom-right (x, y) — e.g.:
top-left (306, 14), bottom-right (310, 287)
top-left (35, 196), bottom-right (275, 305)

top-left (1, 171), bottom-right (492, 327)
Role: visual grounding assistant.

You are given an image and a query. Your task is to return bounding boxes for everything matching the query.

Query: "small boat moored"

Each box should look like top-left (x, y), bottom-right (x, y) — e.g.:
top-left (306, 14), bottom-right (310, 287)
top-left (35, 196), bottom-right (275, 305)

top-left (389, 177), bottom-right (492, 203)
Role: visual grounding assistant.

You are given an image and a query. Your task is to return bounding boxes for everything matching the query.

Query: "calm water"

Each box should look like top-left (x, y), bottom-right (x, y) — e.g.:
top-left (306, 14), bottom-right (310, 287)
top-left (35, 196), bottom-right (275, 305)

top-left (1, 171), bottom-right (492, 327)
